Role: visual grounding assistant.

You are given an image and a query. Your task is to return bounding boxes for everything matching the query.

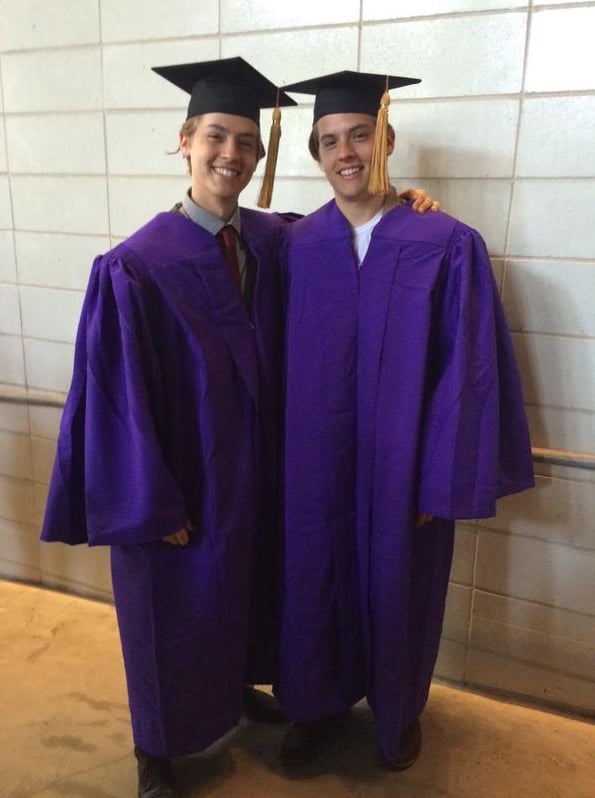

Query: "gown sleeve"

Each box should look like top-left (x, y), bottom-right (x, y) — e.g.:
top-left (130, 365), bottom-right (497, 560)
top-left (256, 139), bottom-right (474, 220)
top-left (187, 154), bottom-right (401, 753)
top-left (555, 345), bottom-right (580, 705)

top-left (416, 227), bottom-right (534, 520)
top-left (41, 254), bottom-right (188, 546)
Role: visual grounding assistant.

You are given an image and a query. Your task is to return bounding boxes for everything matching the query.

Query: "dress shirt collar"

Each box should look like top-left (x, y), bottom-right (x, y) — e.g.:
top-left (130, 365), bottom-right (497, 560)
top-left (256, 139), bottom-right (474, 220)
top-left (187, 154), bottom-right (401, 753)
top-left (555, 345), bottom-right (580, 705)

top-left (181, 189), bottom-right (242, 237)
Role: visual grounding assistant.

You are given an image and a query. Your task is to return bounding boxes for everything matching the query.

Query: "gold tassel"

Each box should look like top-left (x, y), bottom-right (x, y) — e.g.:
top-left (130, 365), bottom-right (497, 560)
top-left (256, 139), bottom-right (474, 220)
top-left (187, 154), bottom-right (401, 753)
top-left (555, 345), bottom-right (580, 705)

top-left (368, 85), bottom-right (391, 196)
top-left (257, 104), bottom-right (282, 209)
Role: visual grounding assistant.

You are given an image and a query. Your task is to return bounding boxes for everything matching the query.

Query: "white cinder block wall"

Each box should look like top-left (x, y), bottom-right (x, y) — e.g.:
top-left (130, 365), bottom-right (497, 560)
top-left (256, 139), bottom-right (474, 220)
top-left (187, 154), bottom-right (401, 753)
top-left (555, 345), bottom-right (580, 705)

top-left (0, 1), bottom-right (594, 715)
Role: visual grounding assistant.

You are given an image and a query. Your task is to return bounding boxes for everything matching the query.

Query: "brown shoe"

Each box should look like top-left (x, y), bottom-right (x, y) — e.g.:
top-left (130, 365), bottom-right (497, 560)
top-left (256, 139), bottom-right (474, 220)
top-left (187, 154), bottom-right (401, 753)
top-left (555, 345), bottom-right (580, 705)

top-left (383, 718), bottom-right (422, 771)
top-left (243, 685), bottom-right (286, 724)
top-left (134, 746), bottom-right (176, 797)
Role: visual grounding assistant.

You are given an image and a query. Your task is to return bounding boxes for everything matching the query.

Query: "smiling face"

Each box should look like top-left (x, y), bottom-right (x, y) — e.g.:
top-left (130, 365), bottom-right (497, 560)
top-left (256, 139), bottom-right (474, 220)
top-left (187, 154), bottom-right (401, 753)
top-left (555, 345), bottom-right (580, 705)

top-left (179, 112), bottom-right (261, 219)
top-left (314, 113), bottom-right (395, 212)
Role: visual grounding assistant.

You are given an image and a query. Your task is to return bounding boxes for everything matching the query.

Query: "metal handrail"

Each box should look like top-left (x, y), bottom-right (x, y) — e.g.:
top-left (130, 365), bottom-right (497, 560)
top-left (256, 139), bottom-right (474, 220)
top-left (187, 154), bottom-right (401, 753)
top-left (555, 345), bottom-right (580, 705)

top-left (1, 388), bottom-right (594, 470)
top-left (531, 447), bottom-right (595, 471)
top-left (0, 388), bottom-right (66, 408)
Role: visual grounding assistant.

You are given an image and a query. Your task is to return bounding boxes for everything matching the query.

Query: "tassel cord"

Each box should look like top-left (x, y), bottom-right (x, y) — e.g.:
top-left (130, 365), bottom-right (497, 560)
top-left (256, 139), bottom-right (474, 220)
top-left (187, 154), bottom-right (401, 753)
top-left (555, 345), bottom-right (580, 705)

top-left (257, 106), bottom-right (282, 209)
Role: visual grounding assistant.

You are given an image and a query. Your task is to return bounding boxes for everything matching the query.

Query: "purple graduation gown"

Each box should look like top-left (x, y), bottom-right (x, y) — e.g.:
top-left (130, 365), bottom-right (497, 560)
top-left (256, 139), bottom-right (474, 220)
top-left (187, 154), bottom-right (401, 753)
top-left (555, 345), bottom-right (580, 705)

top-left (41, 210), bottom-right (287, 758)
top-left (277, 200), bottom-right (534, 766)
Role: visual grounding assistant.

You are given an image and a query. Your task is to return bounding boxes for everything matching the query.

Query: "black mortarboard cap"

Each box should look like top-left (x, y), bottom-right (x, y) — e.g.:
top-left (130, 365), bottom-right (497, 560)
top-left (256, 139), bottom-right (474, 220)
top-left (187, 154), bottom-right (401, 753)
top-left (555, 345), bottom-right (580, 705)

top-left (152, 56), bottom-right (297, 124)
top-left (282, 70), bottom-right (420, 123)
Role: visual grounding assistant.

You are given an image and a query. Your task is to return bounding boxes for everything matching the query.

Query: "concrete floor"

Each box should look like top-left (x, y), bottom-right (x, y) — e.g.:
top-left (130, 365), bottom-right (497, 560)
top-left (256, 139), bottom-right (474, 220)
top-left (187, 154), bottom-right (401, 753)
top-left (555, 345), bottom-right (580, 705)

top-left (1, 579), bottom-right (594, 798)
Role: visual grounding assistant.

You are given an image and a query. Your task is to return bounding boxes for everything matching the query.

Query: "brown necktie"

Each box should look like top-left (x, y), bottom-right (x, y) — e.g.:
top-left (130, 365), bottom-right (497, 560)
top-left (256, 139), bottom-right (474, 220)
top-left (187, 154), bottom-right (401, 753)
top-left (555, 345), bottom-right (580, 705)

top-left (217, 225), bottom-right (242, 292)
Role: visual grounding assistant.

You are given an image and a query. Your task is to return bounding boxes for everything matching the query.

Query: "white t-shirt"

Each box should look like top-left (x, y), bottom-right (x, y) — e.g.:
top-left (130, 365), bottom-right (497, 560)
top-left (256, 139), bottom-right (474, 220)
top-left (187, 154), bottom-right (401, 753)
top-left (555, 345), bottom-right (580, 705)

top-left (352, 209), bottom-right (383, 267)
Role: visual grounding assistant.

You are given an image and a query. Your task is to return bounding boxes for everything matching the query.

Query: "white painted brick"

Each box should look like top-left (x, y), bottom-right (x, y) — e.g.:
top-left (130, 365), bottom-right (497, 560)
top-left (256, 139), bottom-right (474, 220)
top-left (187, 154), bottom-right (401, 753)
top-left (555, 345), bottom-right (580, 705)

top-left (474, 591), bottom-right (595, 642)
top-left (34, 481), bottom-right (48, 528)
top-left (361, 13), bottom-right (527, 98)
top-left (525, 404), bottom-right (595, 457)
top-left (483, 474), bottom-right (595, 550)
top-left (20, 287), bottom-right (84, 344)
top-left (391, 99), bottom-right (519, 179)
top-left (0, 0), bottom-right (99, 50)
top-left (31, 436), bottom-right (57, 486)
top-left (0, 430), bottom-right (32, 480)
top-left (221, 27), bottom-right (359, 86)
top-left (512, 333), bottom-right (595, 413)
top-left (108, 175), bottom-right (192, 238)
top-left (532, 460), bottom-right (595, 487)
top-left (517, 97), bottom-right (595, 178)
top-left (0, 386), bottom-right (29, 434)
top-left (391, 178), bottom-right (511, 256)
top-left (0, 232), bottom-right (17, 282)
top-left (0, 284), bottom-right (20, 335)
top-left (101, 0), bottom-right (217, 43)
top-left (0, 335), bottom-right (25, 385)
top-left (443, 584), bottom-right (472, 644)
top-left (0, 177), bottom-right (12, 228)
top-left (434, 638), bottom-right (467, 683)
top-left (466, 648), bottom-right (595, 715)
top-left (2, 49), bottom-right (102, 113)
top-left (0, 474), bottom-right (34, 524)
top-left (504, 260), bottom-right (595, 338)
top-left (24, 339), bottom-right (75, 393)
top-left (259, 106), bottom-right (320, 180)
top-left (472, 591), bottom-right (595, 682)
top-left (6, 113), bottom-right (106, 175)
top-left (451, 523), bottom-right (477, 586)
top-left (0, 123), bottom-right (6, 172)
top-left (526, 7), bottom-right (595, 92)
top-left (40, 543), bottom-right (113, 601)
top-left (221, 0), bottom-right (359, 32)
top-left (509, 179), bottom-right (595, 260)
top-left (476, 529), bottom-right (595, 616)
top-left (106, 111), bottom-right (182, 176)
top-left (103, 40), bottom-right (219, 110)
top-left (258, 177), bottom-right (333, 217)
top-left (29, 407), bottom-right (63, 441)
top-left (15, 232), bottom-right (104, 291)
top-left (0, 518), bottom-right (40, 583)
top-left (11, 176), bottom-right (109, 236)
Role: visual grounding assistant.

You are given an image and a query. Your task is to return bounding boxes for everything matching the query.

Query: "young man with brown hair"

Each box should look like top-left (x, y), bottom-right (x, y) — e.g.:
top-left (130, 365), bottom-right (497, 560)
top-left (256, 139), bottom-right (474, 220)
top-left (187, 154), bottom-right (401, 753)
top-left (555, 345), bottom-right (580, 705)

top-left (276, 70), bottom-right (534, 771)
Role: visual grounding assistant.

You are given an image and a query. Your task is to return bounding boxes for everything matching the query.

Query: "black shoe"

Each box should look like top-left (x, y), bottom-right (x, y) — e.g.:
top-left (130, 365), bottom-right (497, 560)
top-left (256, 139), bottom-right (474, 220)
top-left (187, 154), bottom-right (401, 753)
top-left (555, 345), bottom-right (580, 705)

top-left (243, 686), bottom-right (286, 724)
top-left (134, 746), bottom-right (176, 797)
top-left (383, 718), bottom-right (422, 771)
top-left (280, 713), bottom-right (350, 769)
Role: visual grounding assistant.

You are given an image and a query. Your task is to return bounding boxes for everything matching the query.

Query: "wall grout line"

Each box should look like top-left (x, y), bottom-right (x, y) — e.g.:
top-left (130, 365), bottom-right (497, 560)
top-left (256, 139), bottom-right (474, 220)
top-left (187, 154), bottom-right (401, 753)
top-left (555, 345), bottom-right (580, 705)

top-left (463, 526), bottom-right (481, 683)
top-left (2, 88), bottom-right (595, 118)
top-left (97, 0), bottom-right (113, 251)
top-left (502, 5), bottom-right (535, 293)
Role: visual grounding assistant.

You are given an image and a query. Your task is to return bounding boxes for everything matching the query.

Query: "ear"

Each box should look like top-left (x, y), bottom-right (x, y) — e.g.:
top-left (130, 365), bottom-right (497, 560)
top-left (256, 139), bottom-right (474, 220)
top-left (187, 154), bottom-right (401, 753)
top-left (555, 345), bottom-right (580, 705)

top-left (179, 132), bottom-right (190, 158)
top-left (387, 127), bottom-right (396, 157)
